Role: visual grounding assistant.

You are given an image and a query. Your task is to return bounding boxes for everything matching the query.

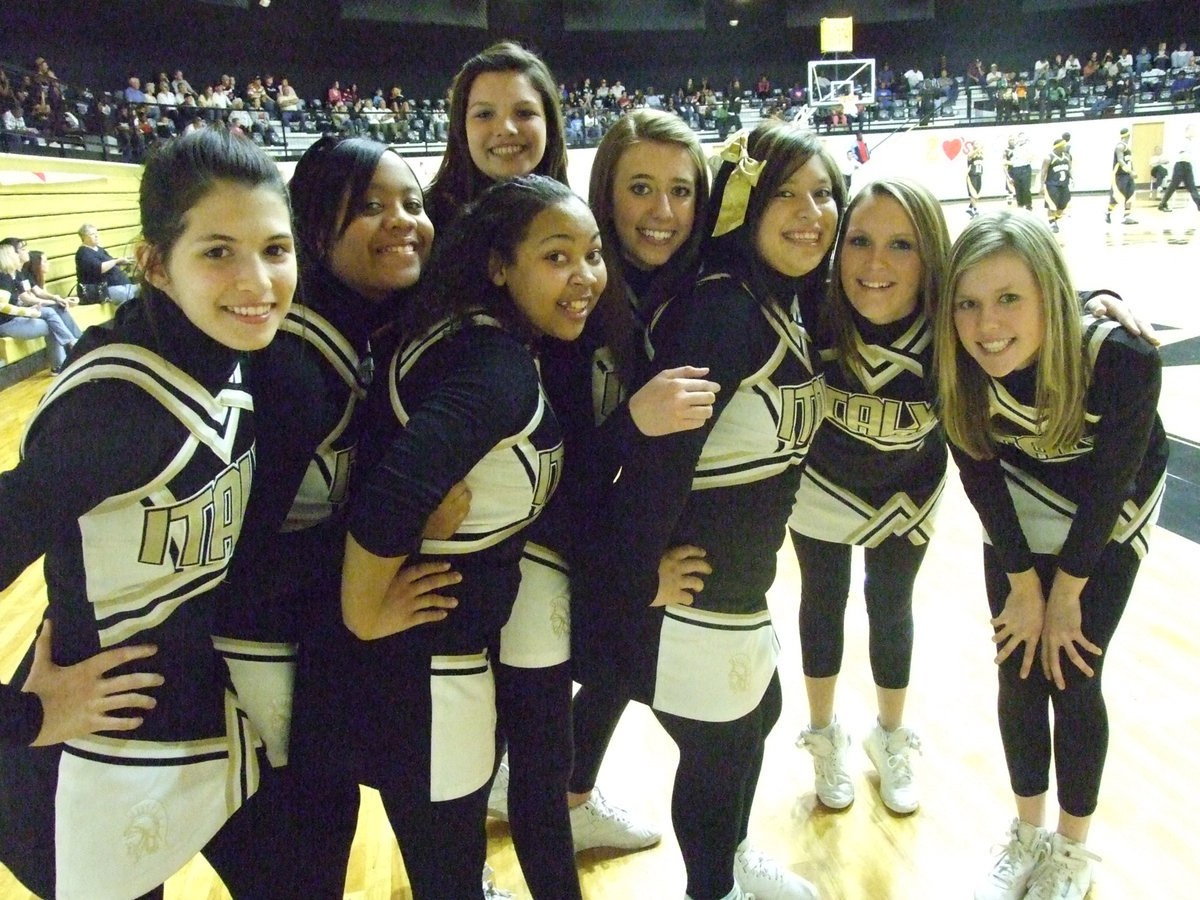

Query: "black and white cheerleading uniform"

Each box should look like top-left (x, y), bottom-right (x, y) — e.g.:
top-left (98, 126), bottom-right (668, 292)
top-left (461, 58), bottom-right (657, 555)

top-left (951, 317), bottom-right (1167, 816)
top-left (214, 268), bottom-right (375, 769)
top-left (788, 309), bottom-right (945, 686)
top-left (331, 312), bottom-right (562, 899)
top-left (205, 267), bottom-right (379, 898)
top-left (0, 298), bottom-right (261, 900)
top-left (596, 266), bottom-right (825, 899)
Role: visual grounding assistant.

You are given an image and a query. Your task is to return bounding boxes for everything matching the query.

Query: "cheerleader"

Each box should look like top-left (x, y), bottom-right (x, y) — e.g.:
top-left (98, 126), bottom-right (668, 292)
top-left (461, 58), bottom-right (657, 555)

top-left (934, 211), bottom-right (1167, 900)
top-left (791, 177), bottom-right (949, 816)
top-left (590, 121), bottom-right (845, 900)
top-left (334, 175), bottom-right (605, 899)
top-left (547, 108), bottom-right (719, 855)
top-left (424, 40), bottom-right (569, 231)
top-left (0, 129), bottom-right (296, 900)
top-left (205, 135), bottom-right (448, 898)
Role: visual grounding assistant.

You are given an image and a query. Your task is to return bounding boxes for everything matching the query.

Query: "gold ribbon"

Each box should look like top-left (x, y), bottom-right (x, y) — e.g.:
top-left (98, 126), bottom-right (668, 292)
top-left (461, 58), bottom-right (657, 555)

top-left (710, 130), bottom-right (765, 237)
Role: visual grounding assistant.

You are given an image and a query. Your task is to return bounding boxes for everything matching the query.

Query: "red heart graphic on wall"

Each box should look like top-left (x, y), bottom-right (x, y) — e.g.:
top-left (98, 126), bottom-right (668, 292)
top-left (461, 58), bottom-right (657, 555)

top-left (943, 138), bottom-right (963, 160)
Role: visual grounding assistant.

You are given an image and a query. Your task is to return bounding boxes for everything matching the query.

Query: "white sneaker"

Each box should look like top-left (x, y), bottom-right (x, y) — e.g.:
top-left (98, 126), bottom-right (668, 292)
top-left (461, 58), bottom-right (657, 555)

top-left (733, 842), bottom-right (818, 900)
top-left (487, 758), bottom-right (509, 821)
top-left (569, 787), bottom-right (662, 853)
top-left (974, 818), bottom-right (1051, 900)
top-left (795, 721), bottom-right (854, 809)
top-left (1024, 833), bottom-right (1100, 900)
top-left (686, 885), bottom-right (755, 900)
top-left (862, 722), bottom-right (921, 814)
top-left (482, 864), bottom-right (514, 899)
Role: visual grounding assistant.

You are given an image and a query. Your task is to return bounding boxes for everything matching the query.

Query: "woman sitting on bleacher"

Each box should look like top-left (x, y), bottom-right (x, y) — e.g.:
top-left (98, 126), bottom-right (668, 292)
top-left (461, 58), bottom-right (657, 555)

top-left (0, 243), bottom-right (81, 375)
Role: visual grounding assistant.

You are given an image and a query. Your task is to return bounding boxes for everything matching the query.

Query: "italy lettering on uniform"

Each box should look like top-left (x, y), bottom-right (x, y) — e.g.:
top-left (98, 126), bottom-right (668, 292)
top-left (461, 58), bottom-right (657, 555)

top-left (140, 451), bottom-right (254, 568)
top-left (824, 385), bottom-right (936, 450)
top-left (23, 345), bottom-right (256, 647)
top-left (988, 378), bottom-right (1099, 462)
top-left (689, 293), bottom-right (825, 490)
top-left (391, 314), bottom-right (566, 556)
top-left (279, 304), bottom-right (369, 531)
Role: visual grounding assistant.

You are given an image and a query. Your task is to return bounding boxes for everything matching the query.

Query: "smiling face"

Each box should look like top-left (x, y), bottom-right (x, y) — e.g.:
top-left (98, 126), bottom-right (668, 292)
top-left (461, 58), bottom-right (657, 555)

top-left (952, 250), bottom-right (1045, 377)
top-left (490, 197), bottom-right (606, 342)
top-left (144, 180), bottom-right (296, 351)
top-left (754, 155), bottom-right (839, 278)
top-left (326, 152), bottom-right (433, 302)
top-left (465, 71), bottom-right (548, 182)
top-left (611, 140), bottom-right (698, 271)
top-left (839, 193), bottom-right (923, 325)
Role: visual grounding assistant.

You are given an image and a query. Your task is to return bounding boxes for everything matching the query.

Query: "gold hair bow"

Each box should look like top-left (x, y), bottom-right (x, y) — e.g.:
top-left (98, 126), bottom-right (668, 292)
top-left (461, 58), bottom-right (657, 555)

top-left (710, 130), bottom-right (764, 237)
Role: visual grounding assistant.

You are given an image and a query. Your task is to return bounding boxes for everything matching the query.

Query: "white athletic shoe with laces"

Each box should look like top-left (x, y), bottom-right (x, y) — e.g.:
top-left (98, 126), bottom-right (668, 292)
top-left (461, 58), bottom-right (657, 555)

top-left (482, 863), bottom-right (514, 899)
top-left (569, 787), bottom-right (662, 853)
top-left (862, 721), bottom-right (922, 814)
top-left (974, 818), bottom-right (1051, 900)
top-left (795, 720), bottom-right (854, 809)
top-left (486, 757), bottom-right (510, 821)
top-left (733, 842), bottom-right (818, 900)
top-left (1023, 833), bottom-right (1100, 900)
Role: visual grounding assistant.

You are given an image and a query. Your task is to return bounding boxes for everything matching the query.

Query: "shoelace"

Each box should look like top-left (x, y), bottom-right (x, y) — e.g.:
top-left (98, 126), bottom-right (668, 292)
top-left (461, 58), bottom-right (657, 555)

top-left (587, 789), bottom-right (631, 825)
top-left (799, 734), bottom-right (850, 784)
top-left (1026, 842), bottom-right (1103, 894)
top-left (988, 832), bottom-right (1043, 882)
top-left (882, 732), bottom-right (923, 782)
top-left (738, 848), bottom-right (787, 886)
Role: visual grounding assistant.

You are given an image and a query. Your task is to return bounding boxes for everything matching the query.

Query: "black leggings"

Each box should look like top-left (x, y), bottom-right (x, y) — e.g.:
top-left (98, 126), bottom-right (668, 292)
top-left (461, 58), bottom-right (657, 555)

top-left (792, 530), bottom-right (927, 689)
top-left (495, 659), bottom-right (582, 900)
top-left (984, 543), bottom-right (1139, 817)
top-left (654, 673), bottom-right (782, 900)
top-left (569, 680), bottom-right (631, 794)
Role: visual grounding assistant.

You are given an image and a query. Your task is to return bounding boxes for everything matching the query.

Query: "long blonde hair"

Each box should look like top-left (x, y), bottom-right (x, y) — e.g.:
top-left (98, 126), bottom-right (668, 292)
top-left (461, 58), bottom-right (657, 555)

top-left (934, 210), bottom-right (1087, 460)
top-left (826, 177), bottom-right (949, 382)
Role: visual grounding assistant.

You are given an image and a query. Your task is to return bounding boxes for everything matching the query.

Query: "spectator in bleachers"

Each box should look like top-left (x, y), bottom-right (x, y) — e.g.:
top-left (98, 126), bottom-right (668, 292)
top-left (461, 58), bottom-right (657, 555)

top-left (74, 223), bottom-right (138, 304)
top-left (170, 69), bottom-right (195, 98)
top-left (245, 75), bottom-right (267, 109)
top-left (1171, 42), bottom-right (1194, 72)
top-left (122, 76), bottom-right (147, 104)
top-left (277, 77), bottom-right (302, 129)
top-left (1153, 41), bottom-right (1171, 72)
top-left (755, 72), bottom-right (771, 101)
top-left (0, 243), bottom-right (81, 373)
top-left (1118, 48), bottom-right (1134, 72)
top-left (2, 100), bottom-right (40, 148)
top-left (327, 80), bottom-right (343, 107)
top-left (2, 238), bottom-right (77, 310)
top-left (965, 58), bottom-right (983, 89)
top-left (1136, 46), bottom-right (1152, 73)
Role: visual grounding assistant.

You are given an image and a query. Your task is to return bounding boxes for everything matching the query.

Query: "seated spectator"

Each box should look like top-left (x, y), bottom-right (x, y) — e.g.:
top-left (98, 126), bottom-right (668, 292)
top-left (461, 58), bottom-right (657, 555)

top-left (327, 80), bottom-right (343, 107)
top-left (74, 224), bottom-right (138, 305)
top-left (965, 58), bottom-right (983, 88)
top-left (171, 69), bottom-right (196, 98)
top-left (0, 243), bottom-right (81, 373)
top-left (1136, 46), bottom-right (1152, 73)
top-left (1154, 42), bottom-right (1172, 72)
top-left (1171, 42), bottom-right (1195, 72)
top-left (2, 101), bottom-right (40, 148)
top-left (2, 239), bottom-right (77, 309)
top-left (122, 76), bottom-right (147, 105)
top-left (277, 77), bottom-right (302, 128)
